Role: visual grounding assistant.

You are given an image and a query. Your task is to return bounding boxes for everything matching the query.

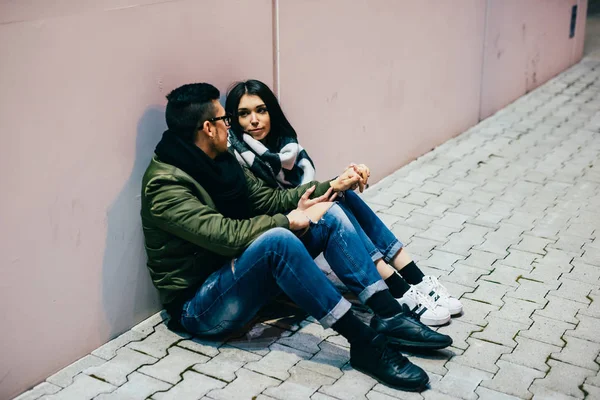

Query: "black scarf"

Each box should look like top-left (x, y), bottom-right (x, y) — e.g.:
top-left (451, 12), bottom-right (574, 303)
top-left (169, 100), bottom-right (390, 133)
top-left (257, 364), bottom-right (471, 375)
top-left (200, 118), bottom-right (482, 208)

top-left (155, 130), bottom-right (252, 220)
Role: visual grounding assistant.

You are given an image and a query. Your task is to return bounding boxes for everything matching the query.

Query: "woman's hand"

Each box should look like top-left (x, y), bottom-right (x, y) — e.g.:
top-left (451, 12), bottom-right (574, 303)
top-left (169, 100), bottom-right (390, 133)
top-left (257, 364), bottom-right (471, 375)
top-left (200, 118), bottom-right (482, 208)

top-left (330, 167), bottom-right (363, 192)
top-left (349, 163), bottom-right (370, 192)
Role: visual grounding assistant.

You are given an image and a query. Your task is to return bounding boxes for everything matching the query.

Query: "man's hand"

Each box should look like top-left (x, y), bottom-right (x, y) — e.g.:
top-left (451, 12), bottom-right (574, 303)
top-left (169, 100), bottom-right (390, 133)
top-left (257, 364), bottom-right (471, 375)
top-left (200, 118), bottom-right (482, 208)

top-left (286, 209), bottom-right (310, 231)
top-left (298, 186), bottom-right (336, 211)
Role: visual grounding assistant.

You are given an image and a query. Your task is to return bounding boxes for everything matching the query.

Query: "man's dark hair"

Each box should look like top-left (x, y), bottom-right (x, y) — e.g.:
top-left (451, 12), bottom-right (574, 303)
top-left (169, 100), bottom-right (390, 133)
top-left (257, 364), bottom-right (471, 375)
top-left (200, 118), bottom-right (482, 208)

top-left (165, 83), bottom-right (220, 141)
top-left (225, 79), bottom-right (297, 150)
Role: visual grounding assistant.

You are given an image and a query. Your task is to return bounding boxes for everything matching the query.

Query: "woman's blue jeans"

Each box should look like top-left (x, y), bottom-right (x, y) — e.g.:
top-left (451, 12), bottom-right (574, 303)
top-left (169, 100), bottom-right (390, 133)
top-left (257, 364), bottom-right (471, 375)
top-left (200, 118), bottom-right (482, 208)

top-left (337, 190), bottom-right (403, 263)
top-left (180, 204), bottom-right (388, 336)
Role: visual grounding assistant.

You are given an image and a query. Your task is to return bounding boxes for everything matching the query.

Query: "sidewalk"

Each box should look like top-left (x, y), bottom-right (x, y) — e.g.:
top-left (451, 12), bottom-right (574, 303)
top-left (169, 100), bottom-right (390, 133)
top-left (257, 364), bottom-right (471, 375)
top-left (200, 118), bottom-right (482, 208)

top-left (15, 57), bottom-right (600, 400)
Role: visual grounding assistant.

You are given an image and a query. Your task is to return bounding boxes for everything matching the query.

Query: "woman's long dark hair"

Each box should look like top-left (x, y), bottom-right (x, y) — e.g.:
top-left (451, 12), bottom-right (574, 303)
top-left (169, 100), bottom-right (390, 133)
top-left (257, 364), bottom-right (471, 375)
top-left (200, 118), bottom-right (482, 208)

top-left (225, 79), bottom-right (297, 150)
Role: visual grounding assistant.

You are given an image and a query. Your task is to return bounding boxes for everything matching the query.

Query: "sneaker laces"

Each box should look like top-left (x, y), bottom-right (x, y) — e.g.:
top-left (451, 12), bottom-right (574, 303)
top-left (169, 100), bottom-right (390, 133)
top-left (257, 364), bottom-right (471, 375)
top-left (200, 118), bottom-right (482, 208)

top-left (423, 275), bottom-right (451, 300)
top-left (381, 343), bottom-right (409, 368)
top-left (410, 287), bottom-right (440, 312)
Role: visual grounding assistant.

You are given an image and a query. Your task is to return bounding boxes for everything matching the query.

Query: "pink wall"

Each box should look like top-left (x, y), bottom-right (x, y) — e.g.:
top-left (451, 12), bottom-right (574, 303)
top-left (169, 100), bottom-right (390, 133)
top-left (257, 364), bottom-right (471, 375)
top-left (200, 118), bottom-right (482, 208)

top-left (0, 0), bottom-right (588, 398)
top-left (480, 0), bottom-right (587, 119)
top-left (277, 0), bottom-right (487, 182)
top-left (0, 1), bottom-right (273, 398)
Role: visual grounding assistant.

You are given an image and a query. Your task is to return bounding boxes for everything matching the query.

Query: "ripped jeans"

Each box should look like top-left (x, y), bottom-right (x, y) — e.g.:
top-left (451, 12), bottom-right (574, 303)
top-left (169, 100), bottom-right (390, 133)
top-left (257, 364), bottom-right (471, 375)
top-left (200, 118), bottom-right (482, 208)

top-left (180, 204), bottom-right (388, 337)
top-left (337, 190), bottom-right (403, 263)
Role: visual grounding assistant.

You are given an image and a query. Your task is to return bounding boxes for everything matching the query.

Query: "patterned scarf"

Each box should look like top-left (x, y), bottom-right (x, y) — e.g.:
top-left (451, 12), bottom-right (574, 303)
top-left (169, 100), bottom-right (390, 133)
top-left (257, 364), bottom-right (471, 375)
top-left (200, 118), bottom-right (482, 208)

top-left (228, 131), bottom-right (316, 189)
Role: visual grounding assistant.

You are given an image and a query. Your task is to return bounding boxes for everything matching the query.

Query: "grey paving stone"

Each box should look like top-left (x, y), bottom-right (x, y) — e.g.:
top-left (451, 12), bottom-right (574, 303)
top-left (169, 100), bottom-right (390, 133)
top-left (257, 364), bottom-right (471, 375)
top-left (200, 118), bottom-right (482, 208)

top-left (310, 393), bottom-right (341, 400)
top-left (44, 374), bottom-right (116, 400)
top-left (445, 263), bottom-right (488, 288)
top-left (463, 281), bottom-right (513, 307)
top-left (550, 278), bottom-right (595, 304)
top-left (506, 278), bottom-right (556, 305)
top-left (151, 371), bottom-right (225, 400)
top-left (480, 360), bottom-right (545, 399)
top-left (401, 191), bottom-right (436, 206)
top-left (563, 260), bottom-right (600, 283)
top-left (547, 234), bottom-right (590, 254)
top-left (523, 261), bottom-right (568, 284)
top-left (452, 338), bottom-right (511, 373)
top-left (511, 236), bottom-right (555, 255)
top-left (374, 212), bottom-right (403, 229)
top-left (435, 319), bottom-right (483, 350)
top-left (581, 247), bottom-right (600, 266)
top-left (277, 322), bottom-right (337, 355)
top-left (83, 346), bottom-right (157, 386)
top-left (295, 340), bottom-right (349, 380)
top-left (92, 330), bottom-right (147, 361)
top-left (245, 343), bottom-right (311, 381)
top-left (419, 250), bottom-right (466, 272)
top-left (403, 348), bottom-right (457, 376)
top-left (433, 362), bottom-right (492, 400)
top-left (565, 314), bottom-right (600, 343)
top-left (391, 224), bottom-right (421, 244)
top-left (12, 382), bottom-right (61, 400)
top-left (325, 334), bottom-right (350, 348)
top-left (461, 250), bottom-right (501, 271)
top-left (176, 337), bottom-right (221, 357)
top-left (582, 384), bottom-right (600, 399)
top-left (131, 311), bottom-right (169, 336)
top-left (46, 354), bottom-right (106, 388)
top-left (552, 335), bottom-right (600, 371)
top-left (319, 368), bottom-right (377, 400)
top-left (422, 390), bottom-right (462, 400)
top-left (433, 213), bottom-right (470, 229)
top-left (386, 201), bottom-right (420, 218)
top-left (500, 249), bottom-right (541, 270)
top-left (480, 264), bottom-right (523, 287)
top-left (138, 346), bottom-right (209, 384)
top-left (500, 336), bottom-right (561, 372)
top-left (530, 360), bottom-right (596, 399)
top-left (96, 371), bottom-right (171, 400)
top-left (205, 368), bottom-right (280, 400)
top-left (579, 291), bottom-right (600, 319)
top-left (565, 223), bottom-right (596, 239)
top-left (471, 316), bottom-right (529, 348)
top-left (416, 224), bottom-right (460, 243)
top-left (534, 294), bottom-right (584, 325)
top-left (536, 248), bottom-right (576, 267)
top-left (363, 190), bottom-right (401, 207)
top-left (192, 346), bottom-right (261, 382)
top-left (404, 213), bottom-right (438, 230)
top-left (263, 365), bottom-right (336, 400)
top-left (452, 298), bottom-right (499, 327)
top-left (475, 387), bottom-right (522, 400)
top-left (404, 237), bottom-right (440, 258)
top-left (127, 323), bottom-right (190, 359)
top-left (519, 314), bottom-right (575, 347)
top-left (229, 323), bottom-right (291, 355)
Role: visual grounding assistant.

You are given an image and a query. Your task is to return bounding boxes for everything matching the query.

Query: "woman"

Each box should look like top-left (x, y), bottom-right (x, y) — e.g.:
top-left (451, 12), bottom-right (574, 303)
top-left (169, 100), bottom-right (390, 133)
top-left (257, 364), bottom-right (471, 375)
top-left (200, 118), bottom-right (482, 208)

top-left (225, 80), bottom-right (462, 326)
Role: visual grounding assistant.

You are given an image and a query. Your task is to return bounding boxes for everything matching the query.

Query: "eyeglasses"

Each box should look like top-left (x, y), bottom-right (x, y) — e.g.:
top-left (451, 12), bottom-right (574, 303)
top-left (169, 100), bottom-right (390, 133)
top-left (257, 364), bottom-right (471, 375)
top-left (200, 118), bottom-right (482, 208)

top-left (208, 114), bottom-right (232, 126)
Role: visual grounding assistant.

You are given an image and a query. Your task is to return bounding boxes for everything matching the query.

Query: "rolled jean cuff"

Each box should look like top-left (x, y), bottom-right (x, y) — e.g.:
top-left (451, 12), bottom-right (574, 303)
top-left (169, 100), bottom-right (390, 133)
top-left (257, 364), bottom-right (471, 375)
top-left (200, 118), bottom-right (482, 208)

top-left (319, 297), bottom-right (352, 329)
top-left (358, 279), bottom-right (388, 303)
top-left (382, 240), bottom-right (403, 264)
top-left (370, 250), bottom-right (384, 262)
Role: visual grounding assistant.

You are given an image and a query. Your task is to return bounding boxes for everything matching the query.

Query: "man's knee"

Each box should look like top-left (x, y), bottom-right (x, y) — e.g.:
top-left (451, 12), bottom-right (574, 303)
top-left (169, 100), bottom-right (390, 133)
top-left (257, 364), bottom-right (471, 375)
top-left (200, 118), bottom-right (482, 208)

top-left (255, 227), bottom-right (301, 248)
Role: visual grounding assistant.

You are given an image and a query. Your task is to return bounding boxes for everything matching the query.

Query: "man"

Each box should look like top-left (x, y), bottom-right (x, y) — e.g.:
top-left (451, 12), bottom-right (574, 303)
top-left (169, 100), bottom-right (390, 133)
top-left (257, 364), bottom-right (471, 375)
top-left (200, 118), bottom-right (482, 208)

top-left (140, 83), bottom-right (452, 392)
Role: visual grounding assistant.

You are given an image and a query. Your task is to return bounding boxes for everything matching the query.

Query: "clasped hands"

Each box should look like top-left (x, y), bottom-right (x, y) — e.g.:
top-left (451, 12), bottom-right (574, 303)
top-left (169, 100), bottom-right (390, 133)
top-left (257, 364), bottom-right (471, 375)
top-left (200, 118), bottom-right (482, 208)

top-left (287, 163), bottom-right (371, 232)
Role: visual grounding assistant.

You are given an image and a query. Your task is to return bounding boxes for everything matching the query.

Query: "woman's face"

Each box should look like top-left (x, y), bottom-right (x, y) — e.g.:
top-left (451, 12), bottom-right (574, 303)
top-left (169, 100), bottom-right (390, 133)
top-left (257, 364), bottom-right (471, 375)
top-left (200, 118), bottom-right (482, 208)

top-left (237, 94), bottom-right (271, 142)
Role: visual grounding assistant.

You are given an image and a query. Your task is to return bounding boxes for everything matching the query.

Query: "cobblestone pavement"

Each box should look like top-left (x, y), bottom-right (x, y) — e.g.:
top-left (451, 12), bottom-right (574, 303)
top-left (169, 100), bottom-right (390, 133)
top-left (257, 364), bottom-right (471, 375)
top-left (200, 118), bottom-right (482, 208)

top-left (15, 58), bottom-right (600, 400)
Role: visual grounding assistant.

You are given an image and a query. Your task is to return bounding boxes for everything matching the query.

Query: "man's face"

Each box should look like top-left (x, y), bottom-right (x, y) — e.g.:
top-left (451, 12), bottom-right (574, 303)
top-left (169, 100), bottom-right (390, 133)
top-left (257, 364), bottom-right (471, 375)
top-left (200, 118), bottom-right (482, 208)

top-left (211, 101), bottom-right (230, 154)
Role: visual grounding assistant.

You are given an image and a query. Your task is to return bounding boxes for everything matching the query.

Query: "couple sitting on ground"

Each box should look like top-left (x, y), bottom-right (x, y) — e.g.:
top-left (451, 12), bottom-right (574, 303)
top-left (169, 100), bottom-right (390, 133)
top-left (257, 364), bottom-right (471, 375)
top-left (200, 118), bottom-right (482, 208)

top-left (140, 80), bottom-right (464, 392)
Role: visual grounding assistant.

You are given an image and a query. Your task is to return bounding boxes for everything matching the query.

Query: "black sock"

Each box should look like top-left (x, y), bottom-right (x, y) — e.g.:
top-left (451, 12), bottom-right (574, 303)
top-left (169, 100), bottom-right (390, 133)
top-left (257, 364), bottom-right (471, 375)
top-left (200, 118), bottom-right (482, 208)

top-left (331, 311), bottom-right (377, 346)
top-left (384, 272), bottom-right (411, 298)
top-left (398, 261), bottom-right (425, 285)
top-left (366, 290), bottom-right (403, 318)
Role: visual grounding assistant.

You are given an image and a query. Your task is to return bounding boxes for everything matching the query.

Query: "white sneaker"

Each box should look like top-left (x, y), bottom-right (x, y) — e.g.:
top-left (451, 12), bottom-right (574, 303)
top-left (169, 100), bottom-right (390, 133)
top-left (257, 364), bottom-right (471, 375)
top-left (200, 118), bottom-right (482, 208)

top-left (415, 275), bottom-right (463, 315)
top-left (397, 287), bottom-right (451, 326)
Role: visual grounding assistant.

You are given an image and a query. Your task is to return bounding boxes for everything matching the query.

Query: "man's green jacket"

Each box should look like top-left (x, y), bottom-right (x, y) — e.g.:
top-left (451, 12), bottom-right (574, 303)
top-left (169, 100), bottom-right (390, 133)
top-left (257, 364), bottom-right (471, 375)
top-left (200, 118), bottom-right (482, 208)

top-left (141, 155), bottom-right (332, 308)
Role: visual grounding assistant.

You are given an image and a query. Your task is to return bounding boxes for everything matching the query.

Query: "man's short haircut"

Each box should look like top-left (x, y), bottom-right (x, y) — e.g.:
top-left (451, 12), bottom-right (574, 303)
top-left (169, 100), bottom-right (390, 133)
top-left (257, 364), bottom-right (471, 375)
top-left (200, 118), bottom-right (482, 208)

top-left (165, 83), bottom-right (221, 141)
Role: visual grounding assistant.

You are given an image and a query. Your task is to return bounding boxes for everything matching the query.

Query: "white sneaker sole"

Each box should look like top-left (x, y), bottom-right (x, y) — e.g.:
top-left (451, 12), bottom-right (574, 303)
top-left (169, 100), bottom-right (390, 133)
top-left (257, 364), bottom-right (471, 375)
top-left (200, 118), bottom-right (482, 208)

top-left (420, 313), bottom-right (451, 326)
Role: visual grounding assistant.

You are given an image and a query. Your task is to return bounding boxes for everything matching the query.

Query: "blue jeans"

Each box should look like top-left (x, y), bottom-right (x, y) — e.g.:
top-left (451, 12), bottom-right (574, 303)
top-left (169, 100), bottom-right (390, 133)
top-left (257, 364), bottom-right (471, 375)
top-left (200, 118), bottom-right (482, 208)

top-left (180, 204), bottom-right (387, 336)
top-left (338, 190), bottom-right (403, 263)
